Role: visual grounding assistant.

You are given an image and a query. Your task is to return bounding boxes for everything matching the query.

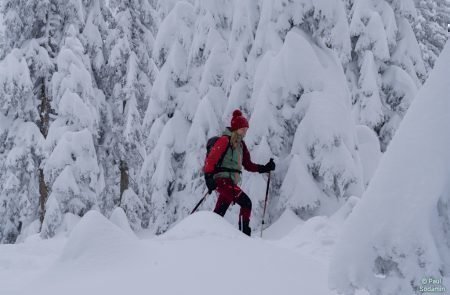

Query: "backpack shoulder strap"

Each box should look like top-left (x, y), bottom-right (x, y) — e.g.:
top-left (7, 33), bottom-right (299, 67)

top-left (216, 135), bottom-right (231, 169)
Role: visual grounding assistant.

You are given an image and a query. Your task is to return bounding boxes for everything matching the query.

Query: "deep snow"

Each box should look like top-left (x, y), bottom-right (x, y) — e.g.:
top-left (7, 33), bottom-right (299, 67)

top-left (0, 208), bottom-right (355, 295)
top-left (329, 41), bottom-right (450, 295)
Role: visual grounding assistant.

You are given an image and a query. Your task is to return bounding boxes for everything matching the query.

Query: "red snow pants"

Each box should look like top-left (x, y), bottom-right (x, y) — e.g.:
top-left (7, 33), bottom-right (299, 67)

top-left (213, 177), bottom-right (252, 223)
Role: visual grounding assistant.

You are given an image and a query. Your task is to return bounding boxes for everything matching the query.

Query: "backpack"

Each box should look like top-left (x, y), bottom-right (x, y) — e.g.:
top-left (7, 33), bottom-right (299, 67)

top-left (206, 135), bottom-right (242, 174)
top-left (206, 135), bottom-right (230, 172)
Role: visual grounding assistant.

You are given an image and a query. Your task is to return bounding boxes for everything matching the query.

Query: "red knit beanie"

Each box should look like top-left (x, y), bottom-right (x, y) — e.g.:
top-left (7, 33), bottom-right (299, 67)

top-left (230, 109), bottom-right (249, 131)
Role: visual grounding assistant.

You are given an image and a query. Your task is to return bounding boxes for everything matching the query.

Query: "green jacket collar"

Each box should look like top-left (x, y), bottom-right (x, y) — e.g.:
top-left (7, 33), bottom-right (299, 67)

top-left (222, 127), bottom-right (233, 137)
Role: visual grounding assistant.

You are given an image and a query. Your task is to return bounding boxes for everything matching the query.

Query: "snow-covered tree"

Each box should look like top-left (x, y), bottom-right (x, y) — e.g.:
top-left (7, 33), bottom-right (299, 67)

top-left (140, 1), bottom-right (196, 231)
top-left (105, 0), bottom-right (158, 229)
top-left (82, 0), bottom-right (112, 78)
top-left (414, 0), bottom-right (450, 72)
top-left (41, 25), bottom-right (105, 238)
top-left (0, 13), bottom-right (5, 59)
top-left (42, 129), bottom-right (101, 238)
top-left (0, 0), bottom-right (61, 232)
top-left (79, 0), bottom-right (115, 217)
top-left (347, 0), bottom-right (426, 151)
top-left (0, 0), bottom-right (109, 239)
top-left (0, 51), bottom-right (43, 243)
top-left (330, 40), bottom-right (450, 295)
top-left (245, 1), bottom-right (360, 222)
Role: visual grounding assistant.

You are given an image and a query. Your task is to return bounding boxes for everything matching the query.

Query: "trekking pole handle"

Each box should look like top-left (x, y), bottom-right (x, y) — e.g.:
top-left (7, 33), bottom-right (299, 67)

top-left (268, 158), bottom-right (274, 173)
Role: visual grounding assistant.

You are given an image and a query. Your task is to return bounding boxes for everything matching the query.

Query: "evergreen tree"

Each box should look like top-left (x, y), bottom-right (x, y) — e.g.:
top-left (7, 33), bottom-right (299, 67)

top-left (0, 0), bottom-right (58, 241)
top-left (0, 51), bottom-right (43, 243)
top-left (348, 0), bottom-right (426, 151)
top-left (245, 0), bottom-right (360, 222)
top-left (81, 0), bottom-right (115, 216)
top-left (142, 1), bottom-right (195, 231)
top-left (414, 0), bottom-right (450, 72)
top-left (41, 25), bottom-right (105, 238)
top-left (106, 0), bottom-right (158, 229)
top-left (0, 0), bottom-right (112, 240)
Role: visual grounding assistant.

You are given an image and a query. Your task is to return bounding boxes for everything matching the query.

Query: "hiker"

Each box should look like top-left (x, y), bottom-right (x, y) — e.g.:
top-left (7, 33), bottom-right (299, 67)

top-left (203, 109), bottom-right (276, 236)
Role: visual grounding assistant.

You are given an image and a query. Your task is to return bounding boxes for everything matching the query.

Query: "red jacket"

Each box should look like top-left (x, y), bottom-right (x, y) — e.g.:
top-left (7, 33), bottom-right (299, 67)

top-left (203, 136), bottom-right (260, 174)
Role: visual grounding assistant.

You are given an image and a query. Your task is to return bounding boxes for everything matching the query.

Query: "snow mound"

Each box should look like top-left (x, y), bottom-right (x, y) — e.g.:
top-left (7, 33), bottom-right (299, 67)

top-left (277, 197), bottom-right (359, 260)
top-left (262, 209), bottom-right (304, 240)
top-left (54, 213), bottom-right (81, 238)
top-left (16, 220), bottom-right (41, 243)
top-left (160, 211), bottom-right (245, 240)
top-left (59, 210), bottom-right (137, 264)
top-left (109, 207), bottom-right (135, 237)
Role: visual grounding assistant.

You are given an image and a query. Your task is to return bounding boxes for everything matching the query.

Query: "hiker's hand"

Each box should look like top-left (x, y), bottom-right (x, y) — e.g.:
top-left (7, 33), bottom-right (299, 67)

top-left (258, 158), bottom-right (275, 173)
top-left (204, 173), bottom-right (216, 194)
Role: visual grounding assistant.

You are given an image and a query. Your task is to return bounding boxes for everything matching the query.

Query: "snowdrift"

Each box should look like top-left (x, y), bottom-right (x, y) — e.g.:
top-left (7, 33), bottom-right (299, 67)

top-left (59, 210), bottom-right (138, 264)
top-left (109, 207), bottom-right (135, 237)
top-left (329, 42), bottom-right (450, 295)
top-left (160, 211), bottom-right (246, 240)
top-left (262, 209), bottom-right (304, 240)
top-left (17, 210), bottom-right (333, 295)
top-left (277, 197), bottom-right (358, 261)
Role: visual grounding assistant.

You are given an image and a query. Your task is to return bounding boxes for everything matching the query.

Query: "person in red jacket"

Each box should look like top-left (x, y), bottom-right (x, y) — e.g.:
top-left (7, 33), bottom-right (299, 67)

top-left (203, 110), bottom-right (275, 236)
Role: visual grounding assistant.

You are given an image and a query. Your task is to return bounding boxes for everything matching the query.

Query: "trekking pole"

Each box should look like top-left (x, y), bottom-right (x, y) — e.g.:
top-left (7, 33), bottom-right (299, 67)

top-left (190, 190), bottom-right (209, 215)
top-left (260, 163), bottom-right (272, 238)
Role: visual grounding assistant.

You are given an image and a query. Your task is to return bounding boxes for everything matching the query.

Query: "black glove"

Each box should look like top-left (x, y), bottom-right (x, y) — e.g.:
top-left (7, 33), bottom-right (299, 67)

top-left (204, 173), bottom-right (216, 194)
top-left (258, 158), bottom-right (275, 173)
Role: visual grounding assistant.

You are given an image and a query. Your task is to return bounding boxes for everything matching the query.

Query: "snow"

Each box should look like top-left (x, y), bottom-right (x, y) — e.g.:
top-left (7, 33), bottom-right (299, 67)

top-left (355, 125), bottom-right (381, 187)
top-left (278, 154), bottom-right (327, 216)
top-left (329, 41), bottom-right (450, 295)
top-left (0, 50), bottom-right (34, 120)
top-left (161, 211), bottom-right (246, 240)
top-left (392, 17), bottom-right (426, 85)
top-left (0, 209), bottom-right (355, 295)
top-left (0, 1), bottom-right (446, 294)
top-left (355, 12), bottom-right (390, 61)
top-left (59, 210), bottom-right (137, 263)
top-left (278, 197), bottom-right (359, 263)
top-left (109, 207), bottom-right (135, 237)
top-left (356, 50), bottom-right (384, 128)
top-left (0, 238), bottom-right (65, 295)
top-left (44, 129), bottom-right (100, 185)
top-left (58, 91), bottom-right (95, 130)
top-left (262, 209), bottom-right (304, 240)
top-left (54, 213), bottom-right (81, 238)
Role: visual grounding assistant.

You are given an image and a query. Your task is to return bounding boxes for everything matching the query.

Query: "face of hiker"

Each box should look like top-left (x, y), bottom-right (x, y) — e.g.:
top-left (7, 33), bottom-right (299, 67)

top-left (236, 127), bottom-right (248, 138)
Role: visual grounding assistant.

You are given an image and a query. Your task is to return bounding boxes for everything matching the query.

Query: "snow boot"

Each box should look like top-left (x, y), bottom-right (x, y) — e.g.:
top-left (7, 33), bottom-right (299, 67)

top-left (242, 222), bottom-right (251, 236)
top-left (239, 217), bottom-right (251, 236)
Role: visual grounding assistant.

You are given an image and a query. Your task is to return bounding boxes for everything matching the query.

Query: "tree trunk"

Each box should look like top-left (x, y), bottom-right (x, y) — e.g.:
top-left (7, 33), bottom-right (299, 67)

top-left (38, 80), bottom-right (50, 227)
top-left (37, 8), bottom-right (60, 229)
top-left (38, 168), bottom-right (48, 224)
top-left (119, 160), bottom-right (129, 204)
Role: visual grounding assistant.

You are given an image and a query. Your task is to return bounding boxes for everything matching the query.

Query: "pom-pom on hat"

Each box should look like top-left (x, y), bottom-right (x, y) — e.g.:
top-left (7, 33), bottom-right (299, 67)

top-left (230, 109), bottom-right (249, 131)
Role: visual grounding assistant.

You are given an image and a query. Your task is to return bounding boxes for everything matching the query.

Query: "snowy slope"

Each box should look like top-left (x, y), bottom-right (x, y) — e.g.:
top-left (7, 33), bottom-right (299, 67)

top-left (262, 209), bottom-right (303, 240)
top-left (329, 41), bottom-right (450, 295)
top-left (0, 210), bottom-right (347, 295)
